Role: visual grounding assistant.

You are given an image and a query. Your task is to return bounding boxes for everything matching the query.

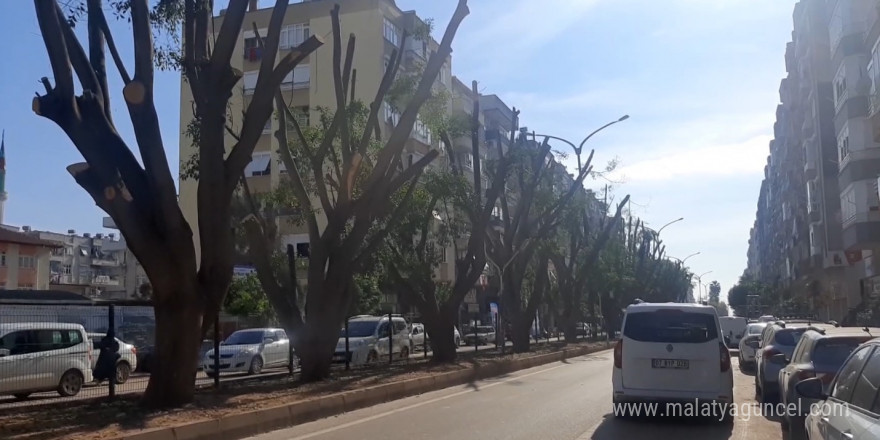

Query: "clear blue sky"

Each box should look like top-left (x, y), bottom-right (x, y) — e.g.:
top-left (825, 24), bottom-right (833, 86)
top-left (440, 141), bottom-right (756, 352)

top-left (0, 0), bottom-right (796, 302)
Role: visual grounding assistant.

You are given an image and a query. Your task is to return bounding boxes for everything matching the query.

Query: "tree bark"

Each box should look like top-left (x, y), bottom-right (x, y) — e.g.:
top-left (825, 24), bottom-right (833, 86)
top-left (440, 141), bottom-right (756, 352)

top-left (422, 307), bottom-right (458, 363)
top-left (142, 286), bottom-right (204, 407)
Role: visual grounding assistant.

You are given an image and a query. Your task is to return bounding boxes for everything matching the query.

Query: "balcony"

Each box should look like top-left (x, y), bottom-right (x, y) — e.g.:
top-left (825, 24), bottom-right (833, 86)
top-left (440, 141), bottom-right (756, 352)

top-left (91, 275), bottom-right (121, 286)
top-left (91, 258), bottom-right (120, 267)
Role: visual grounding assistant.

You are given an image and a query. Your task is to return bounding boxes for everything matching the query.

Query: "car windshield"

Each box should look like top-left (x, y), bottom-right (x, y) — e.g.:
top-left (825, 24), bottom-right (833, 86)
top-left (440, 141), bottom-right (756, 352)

top-left (747, 324), bottom-right (765, 334)
top-left (813, 337), bottom-right (868, 367)
top-left (623, 310), bottom-right (718, 343)
top-left (477, 326), bottom-right (494, 333)
top-left (341, 321), bottom-right (379, 338)
top-left (773, 329), bottom-right (807, 346)
top-left (223, 331), bottom-right (265, 345)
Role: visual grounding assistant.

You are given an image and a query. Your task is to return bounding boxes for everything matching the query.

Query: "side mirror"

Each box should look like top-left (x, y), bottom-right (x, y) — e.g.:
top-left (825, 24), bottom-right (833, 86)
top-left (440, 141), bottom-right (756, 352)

top-left (795, 377), bottom-right (826, 400)
top-left (263, 338), bottom-right (274, 344)
top-left (0, 348), bottom-right (9, 357)
top-left (771, 353), bottom-right (789, 365)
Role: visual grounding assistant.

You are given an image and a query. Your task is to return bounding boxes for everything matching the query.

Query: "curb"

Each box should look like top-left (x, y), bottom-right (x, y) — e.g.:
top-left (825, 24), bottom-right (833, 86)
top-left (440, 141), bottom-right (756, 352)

top-left (117, 344), bottom-right (610, 440)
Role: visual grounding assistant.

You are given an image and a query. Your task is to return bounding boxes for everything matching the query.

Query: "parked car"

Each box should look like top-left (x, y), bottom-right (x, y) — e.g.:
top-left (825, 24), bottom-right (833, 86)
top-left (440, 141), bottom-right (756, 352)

top-left (334, 315), bottom-right (411, 365)
top-left (612, 302), bottom-right (733, 420)
top-left (0, 322), bottom-right (94, 399)
top-left (86, 333), bottom-right (138, 384)
top-left (755, 320), bottom-right (817, 402)
top-left (463, 326), bottom-right (496, 345)
top-left (776, 326), bottom-right (879, 431)
top-left (203, 328), bottom-right (292, 377)
top-left (738, 322), bottom-right (769, 370)
top-left (799, 337), bottom-right (880, 439)
top-left (409, 323), bottom-right (426, 351)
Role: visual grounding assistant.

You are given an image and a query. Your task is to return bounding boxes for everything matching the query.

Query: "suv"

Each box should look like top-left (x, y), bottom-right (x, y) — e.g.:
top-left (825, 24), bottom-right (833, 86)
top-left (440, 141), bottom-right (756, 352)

top-left (334, 315), bottom-right (411, 365)
top-left (612, 302), bottom-right (733, 417)
top-left (754, 320), bottom-right (821, 402)
top-left (0, 322), bottom-right (94, 399)
top-left (777, 326), bottom-right (879, 430)
top-left (203, 328), bottom-right (292, 377)
top-left (799, 337), bottom-right (880, 439)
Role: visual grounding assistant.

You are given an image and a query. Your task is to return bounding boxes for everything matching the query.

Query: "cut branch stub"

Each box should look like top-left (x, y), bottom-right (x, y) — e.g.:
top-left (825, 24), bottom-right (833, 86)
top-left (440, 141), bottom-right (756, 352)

top-left (123, 81), bottom-right (147, 105)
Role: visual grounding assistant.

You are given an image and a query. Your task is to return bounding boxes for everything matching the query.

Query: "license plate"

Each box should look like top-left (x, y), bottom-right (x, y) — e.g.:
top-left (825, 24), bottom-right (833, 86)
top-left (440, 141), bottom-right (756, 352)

top-left (652, 358), bottom-right (689, 369)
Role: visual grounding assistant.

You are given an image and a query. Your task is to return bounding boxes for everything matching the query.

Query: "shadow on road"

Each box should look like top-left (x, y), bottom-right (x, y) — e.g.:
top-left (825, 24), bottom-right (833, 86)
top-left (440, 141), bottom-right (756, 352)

top-left (589, 413), bottom-right (735, 439)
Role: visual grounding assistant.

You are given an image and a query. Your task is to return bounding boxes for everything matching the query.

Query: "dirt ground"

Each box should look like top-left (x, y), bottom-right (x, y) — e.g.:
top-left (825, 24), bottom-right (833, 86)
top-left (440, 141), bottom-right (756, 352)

top-left (1, 341), bottom-right (605, 440)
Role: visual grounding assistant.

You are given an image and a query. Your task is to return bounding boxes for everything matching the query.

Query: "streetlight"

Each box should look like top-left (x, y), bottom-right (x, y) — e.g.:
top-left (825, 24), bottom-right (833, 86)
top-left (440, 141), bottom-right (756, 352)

top-left (695, 270), bottom-right (713, 303)
top-left (534, 114), bottom-right (630, 173)
top-left (669, 251), bottom-right (700, 265)
top-left (657, 217), bottom-right (684, 235)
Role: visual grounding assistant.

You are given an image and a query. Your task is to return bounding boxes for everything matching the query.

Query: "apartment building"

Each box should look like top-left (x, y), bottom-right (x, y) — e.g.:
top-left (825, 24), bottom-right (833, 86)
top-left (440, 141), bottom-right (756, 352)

top-left (22, 223), bottom-right (147, 300)
top-left (745, 0), bottom-right (880, 320)
top-left (0, 226), bottom-right (60, 290)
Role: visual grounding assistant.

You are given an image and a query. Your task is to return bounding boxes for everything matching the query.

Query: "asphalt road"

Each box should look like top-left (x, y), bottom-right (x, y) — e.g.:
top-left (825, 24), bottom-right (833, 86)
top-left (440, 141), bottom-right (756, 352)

top-left (245, 350), bottom-right (787, 440)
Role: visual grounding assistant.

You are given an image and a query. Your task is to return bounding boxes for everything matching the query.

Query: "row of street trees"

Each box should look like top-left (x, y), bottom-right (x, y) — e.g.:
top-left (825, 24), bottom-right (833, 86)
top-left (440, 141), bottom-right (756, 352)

top-left (32, 0), bottom-right (694, 409)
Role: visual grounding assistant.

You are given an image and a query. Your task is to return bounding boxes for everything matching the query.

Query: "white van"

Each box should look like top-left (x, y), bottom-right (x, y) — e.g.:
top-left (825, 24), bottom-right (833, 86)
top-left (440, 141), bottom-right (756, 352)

top-left (0, 322), bottom-right (94, 399)
top-left (719, 316), bottom-right (748, 348)
top-left (334, 315), bottom-right (411, 365)
top-left (612, 303), bottom-right (733, 416)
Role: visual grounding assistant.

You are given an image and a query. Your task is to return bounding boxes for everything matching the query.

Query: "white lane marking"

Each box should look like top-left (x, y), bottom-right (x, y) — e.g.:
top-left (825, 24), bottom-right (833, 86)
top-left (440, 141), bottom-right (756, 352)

top-left (280, 358), bottom-right (591, 440)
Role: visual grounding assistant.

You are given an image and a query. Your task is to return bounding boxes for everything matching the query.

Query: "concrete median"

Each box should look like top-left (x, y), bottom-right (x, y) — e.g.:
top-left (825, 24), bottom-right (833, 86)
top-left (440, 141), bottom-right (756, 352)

top-left (116, 344), bottom-right (609, 440)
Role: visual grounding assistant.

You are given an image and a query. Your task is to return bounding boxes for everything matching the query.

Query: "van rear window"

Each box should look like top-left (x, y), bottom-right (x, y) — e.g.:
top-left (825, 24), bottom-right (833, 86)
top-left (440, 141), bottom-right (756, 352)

top-left (623, 310), bottom-right (718, 343)
top-left (773, 329), bottom-right (806, 346)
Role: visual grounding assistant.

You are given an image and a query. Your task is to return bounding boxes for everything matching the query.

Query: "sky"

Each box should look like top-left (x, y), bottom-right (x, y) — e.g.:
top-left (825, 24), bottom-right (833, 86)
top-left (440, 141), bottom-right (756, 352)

top-left (0, 0), bottom-right (798, 304)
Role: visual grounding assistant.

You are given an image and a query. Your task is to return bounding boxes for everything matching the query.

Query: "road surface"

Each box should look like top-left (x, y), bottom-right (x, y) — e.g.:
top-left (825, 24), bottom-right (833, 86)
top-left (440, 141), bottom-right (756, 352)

top-left (245, 350), bottom-right (786, 440)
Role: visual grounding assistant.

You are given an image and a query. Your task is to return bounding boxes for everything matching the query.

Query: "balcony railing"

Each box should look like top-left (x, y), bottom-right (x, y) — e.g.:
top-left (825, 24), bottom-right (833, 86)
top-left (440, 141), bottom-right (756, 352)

top-left (91, 275), bottom-right (121, 286)
top-left (91, 258), bottom-right (120, 267)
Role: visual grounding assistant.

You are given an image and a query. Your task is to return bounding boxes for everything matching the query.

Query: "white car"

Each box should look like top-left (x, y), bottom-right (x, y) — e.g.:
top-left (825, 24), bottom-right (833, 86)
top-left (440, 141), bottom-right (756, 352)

top-left (737, 322), bottom-right (768, 369)
top-left (0, 322), bottom-right (94, 399)
top-left (87, 333), bottom-right (138, 384)
top-left (612, 302), bottom-right (734, 419)
top-left (409, 323), bottom-right (462, 350)
top-left (203, 328), bottom-right (292, 376)
top-left (334, 315), bottom-right (411, 365)
top-left (800, 337), bottom-right (880, 439)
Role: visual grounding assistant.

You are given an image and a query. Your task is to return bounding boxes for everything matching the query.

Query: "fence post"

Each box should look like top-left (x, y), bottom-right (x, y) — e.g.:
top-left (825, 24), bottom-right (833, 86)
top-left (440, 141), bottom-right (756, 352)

top-left (473, 320), bottom-right (478, 352)
top-left (423, 325), bottom-right (427, 359)
top-left (213, 312), bottom-right (220, 389)
top-left (108, 304), bottom-right (116, 400)
top-left (388, 311), bottom-right (393, 365)
top-left (344, 317), bottom-right (350, 371)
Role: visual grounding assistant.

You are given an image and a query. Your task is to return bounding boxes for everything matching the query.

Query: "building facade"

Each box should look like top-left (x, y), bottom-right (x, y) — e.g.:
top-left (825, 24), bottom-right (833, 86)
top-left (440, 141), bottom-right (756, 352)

top-left (746, 0), bottom-right (880, 320)
top-left (0, 227), bottom-right (60, 290)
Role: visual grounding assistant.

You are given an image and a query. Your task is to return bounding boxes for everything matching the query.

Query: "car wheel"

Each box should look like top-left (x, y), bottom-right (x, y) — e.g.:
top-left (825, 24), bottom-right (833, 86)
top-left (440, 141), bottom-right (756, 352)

top-left (366, 350), bottom-right (378, 364)
top-left (206, 371), bottom-right (218, 379)
top-left (57, 369), bottom-right (84, 397)
top-left (248, 356), bottom-right (264, 375)
top-left (13, 393), bottom-right (31, 401)
top-left (115, 362), bottom-right (132, 384)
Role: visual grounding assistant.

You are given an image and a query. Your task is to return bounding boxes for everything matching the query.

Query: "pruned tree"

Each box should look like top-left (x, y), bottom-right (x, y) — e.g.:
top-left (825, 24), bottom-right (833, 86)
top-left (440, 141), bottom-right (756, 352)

top-left (32, 0), bottom-right (322, 407)
top-left (486, 134), bottom-right (595, 353)
top-left (708, 280), bottom-right (721, 304)
top-left (383, 79), bottom-right (514, 362)
top-left (240, 1), bottom-right (471, 380)
top-left (550, 191), bottom-right (629, 342)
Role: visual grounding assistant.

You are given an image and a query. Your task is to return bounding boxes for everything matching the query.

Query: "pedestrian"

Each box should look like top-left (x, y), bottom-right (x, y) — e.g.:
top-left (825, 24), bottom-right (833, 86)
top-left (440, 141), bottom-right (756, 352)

top-left (94, 333), bottom-right (120, 384)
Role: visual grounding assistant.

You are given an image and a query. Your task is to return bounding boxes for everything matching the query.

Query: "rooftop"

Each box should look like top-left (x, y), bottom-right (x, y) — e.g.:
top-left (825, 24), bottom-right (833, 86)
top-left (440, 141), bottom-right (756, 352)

top-left (0, 228), bottom-right (63, 248)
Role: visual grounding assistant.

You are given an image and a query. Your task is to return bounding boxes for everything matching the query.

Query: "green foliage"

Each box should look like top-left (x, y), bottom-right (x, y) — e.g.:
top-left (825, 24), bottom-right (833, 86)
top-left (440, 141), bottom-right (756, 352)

top-left (225, 274), bottom-right (273, 320)
top-left (352, 272), bottom-right (383, 316)
top-left (708, 281), bottom-right (721, 304)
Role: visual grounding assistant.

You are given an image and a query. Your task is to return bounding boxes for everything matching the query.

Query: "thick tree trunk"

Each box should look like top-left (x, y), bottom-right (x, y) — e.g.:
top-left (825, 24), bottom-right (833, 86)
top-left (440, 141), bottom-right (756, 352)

top-left (422, 309), bottom-right (457, 363)
top-left (297, 329), bottom-right (337, 381)
top-left (510, 312), bottom-right (532, 353)
top-left (561, 314), bottom-right (578, 343)
top-left (142, 290), bottom-right (204, 408)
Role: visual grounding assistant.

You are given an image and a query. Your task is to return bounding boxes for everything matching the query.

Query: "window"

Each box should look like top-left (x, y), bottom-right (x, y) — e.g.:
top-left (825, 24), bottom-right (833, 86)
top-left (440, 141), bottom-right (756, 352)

top-left (263, 118), bottom-right (272, 134)
top-left (243, 71), bottom-right (259, 94)
top-left (834, 66), bottom-right (848, 108)
top-left (245, 152), bottom-right (272, 177)
top-left (292, 106), bottom-right (309, 127)
top-left (848, 347), bottom-right (880, 411)
top-left (383, 17), bottom-right (400, 46)
top-left (18, 284), bottom-right (33, 290)
top-left (243, 37), bottom-right (262, 61)
top-left (870, 36), bottom-right (880, 113)
top-left (384, 102), bottom-right (400, 126)
top-left (0, 252), bottom-right (5, 267)
top-left (282, 65), bottom-right (310, 89)
top-left (280, 23), bottom-right (309, 50)
top-left (18, 256), bottom-right (35, 269)
top-left (463, 153), bottom-right (473, 170)
top-left (842, 187), bottom-right (857, 223)
top-left (296, 242), bottom-right (310, 258)
top-left (622, 310), bottom-right (719, 344)
top-left (414, 118), bottom-right (431, 143)
top-left (63, 264), bottom-right (72, 275)
top-left (813, 337), bottom-right (869, 369)
top-left (838, 129), bottom-right (850, 163)
top-left (439, 63), bottom-right (448, 84)
top-left (275, 330), bottom-right (288, 341)
top-left (830, 345), bottom-right (874, 403)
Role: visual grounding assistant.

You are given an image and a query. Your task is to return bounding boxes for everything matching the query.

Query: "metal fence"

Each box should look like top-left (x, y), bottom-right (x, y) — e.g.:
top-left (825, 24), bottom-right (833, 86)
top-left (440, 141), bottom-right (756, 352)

top-left (0, 305), bottom-right (599, 409)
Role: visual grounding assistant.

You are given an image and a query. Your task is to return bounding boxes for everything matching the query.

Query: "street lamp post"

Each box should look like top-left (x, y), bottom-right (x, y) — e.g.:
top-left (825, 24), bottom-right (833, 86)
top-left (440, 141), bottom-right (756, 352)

top-left (657, 217), bottom-right (684, 235)
top-left (669, 251), bottom-right (700, 265)
top-left (534, 115), bottom-right (630, 173)
top-left (695, 270), bottom-right (713, 303)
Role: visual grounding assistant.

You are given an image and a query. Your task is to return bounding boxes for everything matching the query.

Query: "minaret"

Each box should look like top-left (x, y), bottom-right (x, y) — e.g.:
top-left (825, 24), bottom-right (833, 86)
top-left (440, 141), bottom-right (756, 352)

top-left (0, 130), bottom-right (7, 225)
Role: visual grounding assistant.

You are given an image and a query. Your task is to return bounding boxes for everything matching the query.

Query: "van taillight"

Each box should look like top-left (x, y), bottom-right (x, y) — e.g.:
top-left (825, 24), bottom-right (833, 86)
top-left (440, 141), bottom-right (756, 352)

top-left (614, 340), bottom-right (623, 368)
top-left (720, 342), bottom-right (730, 372)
